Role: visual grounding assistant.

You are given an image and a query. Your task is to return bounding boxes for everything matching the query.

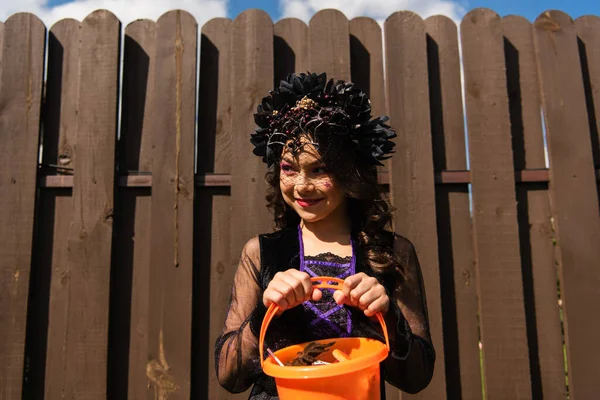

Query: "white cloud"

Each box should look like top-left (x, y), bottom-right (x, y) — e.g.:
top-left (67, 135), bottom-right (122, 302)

top-left (280, 0), bottom-right (466, 24)
top-left (0, 0), bottom-right (227, 28)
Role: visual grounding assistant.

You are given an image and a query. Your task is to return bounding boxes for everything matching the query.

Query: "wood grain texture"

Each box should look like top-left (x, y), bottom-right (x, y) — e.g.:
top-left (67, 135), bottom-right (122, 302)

top-left (502, 15), bottom-right (566, 400)
top-left (425, 15), bottom-right (481, 400)
top-left (229, 9), bottom-right (274, 262)
top-left (197, 17), bottom-right (245, 400)
top-left (146, 10), bottom-right (197, 399)
top-left (349, 17), bottom-right (389, 174)
top-left (310, 9), bottom-right (350, 81)
top-left (274, 18), bottom-right (309, 85)
top-left (34, 18), bottom-right (81, 400)
top-left (0, 13), bottom-right (45, 400)
top-left (62, 10), bottom-right (120, 399)
top-left (384, 11), bottom-right (446, 400)
top-left (576, 15), bottom-right (600, 209)
top-left (110, 18), bottom-right (157, 400)
top-left (0, 21), bottom-right (4, 83)
top-left (461, 9), bottom-right (532, 399)
top-left (534, 10), bottom-right (600, 399)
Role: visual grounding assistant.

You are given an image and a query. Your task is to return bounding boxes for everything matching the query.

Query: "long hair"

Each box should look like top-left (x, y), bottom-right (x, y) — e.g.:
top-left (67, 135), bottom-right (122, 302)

top-left (264, 131), bottom-right (405, 280)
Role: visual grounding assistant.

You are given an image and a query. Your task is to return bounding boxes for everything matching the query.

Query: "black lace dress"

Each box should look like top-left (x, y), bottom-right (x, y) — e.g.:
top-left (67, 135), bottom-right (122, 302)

top-left (214, 227), bottom-right (435, 399)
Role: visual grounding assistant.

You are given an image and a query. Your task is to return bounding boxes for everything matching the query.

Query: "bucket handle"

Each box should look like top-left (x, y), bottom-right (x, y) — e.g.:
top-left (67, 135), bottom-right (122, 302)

top-left (259, 276), bottom-right (391, 368)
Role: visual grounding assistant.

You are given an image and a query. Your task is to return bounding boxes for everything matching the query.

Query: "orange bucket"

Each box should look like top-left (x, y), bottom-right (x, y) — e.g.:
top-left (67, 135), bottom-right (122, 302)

top-left (259, 277), bottom-right (390, 400)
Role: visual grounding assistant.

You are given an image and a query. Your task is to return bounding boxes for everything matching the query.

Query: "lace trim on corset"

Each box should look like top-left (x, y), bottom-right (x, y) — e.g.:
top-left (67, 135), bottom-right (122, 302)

top-left (303, 252), bottom-right (352, 264)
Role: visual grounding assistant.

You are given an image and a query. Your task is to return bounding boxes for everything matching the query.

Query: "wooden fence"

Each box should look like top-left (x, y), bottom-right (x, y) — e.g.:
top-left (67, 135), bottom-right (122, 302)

top-left (0, 7), bottom-right (599, 400)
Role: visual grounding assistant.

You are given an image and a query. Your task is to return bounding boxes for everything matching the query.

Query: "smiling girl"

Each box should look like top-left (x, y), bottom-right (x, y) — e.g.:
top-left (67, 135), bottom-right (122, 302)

top-left (215, 73), bottom-right (435, 399)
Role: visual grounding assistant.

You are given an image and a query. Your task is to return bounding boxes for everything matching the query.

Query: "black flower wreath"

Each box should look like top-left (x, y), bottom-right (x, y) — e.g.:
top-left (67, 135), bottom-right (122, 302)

top-left (250, 72), bottom-right (396, 166)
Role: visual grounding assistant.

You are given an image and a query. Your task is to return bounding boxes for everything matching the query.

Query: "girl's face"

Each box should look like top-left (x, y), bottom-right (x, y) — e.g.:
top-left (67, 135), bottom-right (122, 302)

top-left (279, 140), bottom-right (346, 224)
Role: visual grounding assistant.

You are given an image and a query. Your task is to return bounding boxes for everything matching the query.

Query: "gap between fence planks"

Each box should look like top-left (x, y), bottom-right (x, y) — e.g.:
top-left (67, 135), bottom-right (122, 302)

top-left (502, 15), bottom-right (565, 399)
top-left (426, 14), bottom-right (482, 400)
top-left (462, 8), bottom-right (532, 399)
top-left (111, 18), bottom-right (157, 399)
top-left (385, 11), bottom-right (446, 400)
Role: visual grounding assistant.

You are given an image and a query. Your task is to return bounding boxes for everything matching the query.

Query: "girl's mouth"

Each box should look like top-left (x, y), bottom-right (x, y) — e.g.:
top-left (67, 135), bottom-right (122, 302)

top-left (296, 198), bottom-right (324, 208)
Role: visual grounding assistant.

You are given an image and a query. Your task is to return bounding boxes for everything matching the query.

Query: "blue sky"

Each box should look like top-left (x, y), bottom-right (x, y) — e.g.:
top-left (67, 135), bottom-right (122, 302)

top-left (226, 0), bottom-right (597, 21)
top-left (1, 0), bottom-right (597, 28)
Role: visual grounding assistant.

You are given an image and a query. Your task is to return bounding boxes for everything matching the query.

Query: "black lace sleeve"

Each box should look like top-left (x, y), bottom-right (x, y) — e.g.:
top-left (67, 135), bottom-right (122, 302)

top-left (380, 236), bottom-right (436, 394)
top-left (214, 237), bottom-right (265, 393)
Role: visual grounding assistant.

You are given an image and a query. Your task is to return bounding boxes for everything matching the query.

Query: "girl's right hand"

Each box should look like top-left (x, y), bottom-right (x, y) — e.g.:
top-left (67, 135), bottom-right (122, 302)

top-left (263, 269), bottom-right (322, 315)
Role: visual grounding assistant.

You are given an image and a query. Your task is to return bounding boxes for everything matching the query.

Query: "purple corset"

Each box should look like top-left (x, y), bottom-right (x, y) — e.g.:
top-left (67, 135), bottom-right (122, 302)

top-left (298, 226), bottom-right (356, 338)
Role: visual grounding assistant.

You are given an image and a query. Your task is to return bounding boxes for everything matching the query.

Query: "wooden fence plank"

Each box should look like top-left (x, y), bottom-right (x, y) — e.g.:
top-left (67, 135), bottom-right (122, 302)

top-left (0, 13), bottom-right (45, 400)
top-left (576, 16), bottom-right (600, 210)
top-left (196, 17), bottom-right (244, 400)
top-left (229, 8), bottom-right (274, 270)
top-left (227, 10), bottom-right (273, 396)
top-left (109, 19), bottom-right (157, 399)
top-left (384, 11), bottom-right (446, 400)
top-left (461, 9), bottom-right (532, 399)
top-left (349, 17), bottom-right (389, 175)
top-left (534, 10), bottom-right (600, 399)
top-left (310, 9), bottom-right (350, 81)
top-left (27, 18), bottom-right (81, 400)
top-left (146, 10), bottom-right (197, 399)
top-left (502, 15), bottom-right (566, 400)
top-left (274, 18), bottom-right (309, 85)
top-left (0, 21), bottom-right (4, 80)
top-left (61, 10), bottom-right (120, 398)
top-left (425, 15), bottom-right (481, 400)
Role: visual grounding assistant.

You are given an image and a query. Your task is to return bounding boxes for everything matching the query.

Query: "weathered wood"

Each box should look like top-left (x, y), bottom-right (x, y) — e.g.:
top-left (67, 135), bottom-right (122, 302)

top-left (197, 17), bottom-right (244, 400)
top-left (461, 9), bottom-right (532, 399)
top-left (110, 19), bottom-right (157, 399)
top-left (0, 21), bottom-right (4, 82)
top-left (229, 8), bottom-right (274, 259)
top-left (534, 10), bottom-right (600, 399)
top-left (62, 10), bottom-right (120, 398)
top-left (576, 15), bottom-right (600, 211)
top-left (384, 11), bottom-right (446, 400)
top-left (274, 18), bottom-right (309, 85)
top-left (0, 13), bottom-right (45, 400)
top-left (146, 10), bottom-right (197, 400)
top-left (32, 18), bottom-right (81, 400)
top-left (503, 15), bottom-right (566, 400)
top-left (310, 9), bottom-right (350, 81)
top-left (426, 15), bottom-right (481, 400)
top-left (349, 17), bottom-right (389, 175)
top-left (40, 168), bottom-right (570, 189)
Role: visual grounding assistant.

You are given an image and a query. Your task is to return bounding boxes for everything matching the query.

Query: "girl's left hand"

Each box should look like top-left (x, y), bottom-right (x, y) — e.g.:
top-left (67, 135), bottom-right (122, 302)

top-left (333, 273), bottom-right (390, 317)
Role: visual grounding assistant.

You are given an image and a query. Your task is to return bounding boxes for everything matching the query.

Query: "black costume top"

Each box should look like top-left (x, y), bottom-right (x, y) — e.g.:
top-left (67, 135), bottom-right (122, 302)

top-left (214, 227), bottom-right (436, 399)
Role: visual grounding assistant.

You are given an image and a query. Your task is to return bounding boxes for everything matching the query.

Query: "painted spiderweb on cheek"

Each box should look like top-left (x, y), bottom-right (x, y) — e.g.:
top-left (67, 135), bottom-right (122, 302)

top-left (279, 149), bottom-right (335, 194)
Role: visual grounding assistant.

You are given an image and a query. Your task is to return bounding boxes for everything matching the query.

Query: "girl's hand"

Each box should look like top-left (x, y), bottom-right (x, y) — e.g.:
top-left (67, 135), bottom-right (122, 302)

top-left (333, 273), bottom-right (390, 317)
top-left (263, 269), bottom-right (322, 315)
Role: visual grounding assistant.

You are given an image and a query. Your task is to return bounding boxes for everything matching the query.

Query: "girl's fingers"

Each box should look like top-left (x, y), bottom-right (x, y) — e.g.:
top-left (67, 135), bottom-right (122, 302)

top-left (342, 274), bottom-right (363, 298)
top-left (357, 289), bottom-right (381, 311)
top-left (365, 296), bottom-right (390, 317)
top-left (268, 280), bottom-right (297, 308)
top-left (289, 270), bottom-right (313, 301)
top-left (264, 289), bottom-right (289, 311)
top-left (279, 273), bottom-right (306, 305)
top-left (349, 277), bottom-right (377, 305)
top-left (333, 290), bottom-right (345, 305)
top-left (311, 288), bottom-right (323, 302)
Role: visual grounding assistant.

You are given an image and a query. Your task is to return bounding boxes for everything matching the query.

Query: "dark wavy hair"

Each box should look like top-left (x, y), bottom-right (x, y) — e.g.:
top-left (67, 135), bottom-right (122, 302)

top-left (264, 131), bottom-right (404, 281)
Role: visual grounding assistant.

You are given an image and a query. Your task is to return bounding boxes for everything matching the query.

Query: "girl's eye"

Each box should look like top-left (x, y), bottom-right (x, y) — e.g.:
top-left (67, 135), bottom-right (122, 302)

top-left (280, 163), bottom-right (296, 174)
top-left (314, 166), bottom-right (327, 174)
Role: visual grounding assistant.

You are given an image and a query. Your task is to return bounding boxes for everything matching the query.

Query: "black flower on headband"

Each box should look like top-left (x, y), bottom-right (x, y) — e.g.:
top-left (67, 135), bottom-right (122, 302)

top-left (250, 72), bottom-right (396, 166)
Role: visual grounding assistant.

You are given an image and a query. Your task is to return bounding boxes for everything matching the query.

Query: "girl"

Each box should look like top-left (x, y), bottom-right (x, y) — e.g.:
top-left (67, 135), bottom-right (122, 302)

top-left (215, 72), bottom-right (435, 399)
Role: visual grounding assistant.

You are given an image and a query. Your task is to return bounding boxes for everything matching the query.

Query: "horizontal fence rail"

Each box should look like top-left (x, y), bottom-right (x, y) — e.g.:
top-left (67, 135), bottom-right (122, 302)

top-left (1, 7), bottom-right (599, 400)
